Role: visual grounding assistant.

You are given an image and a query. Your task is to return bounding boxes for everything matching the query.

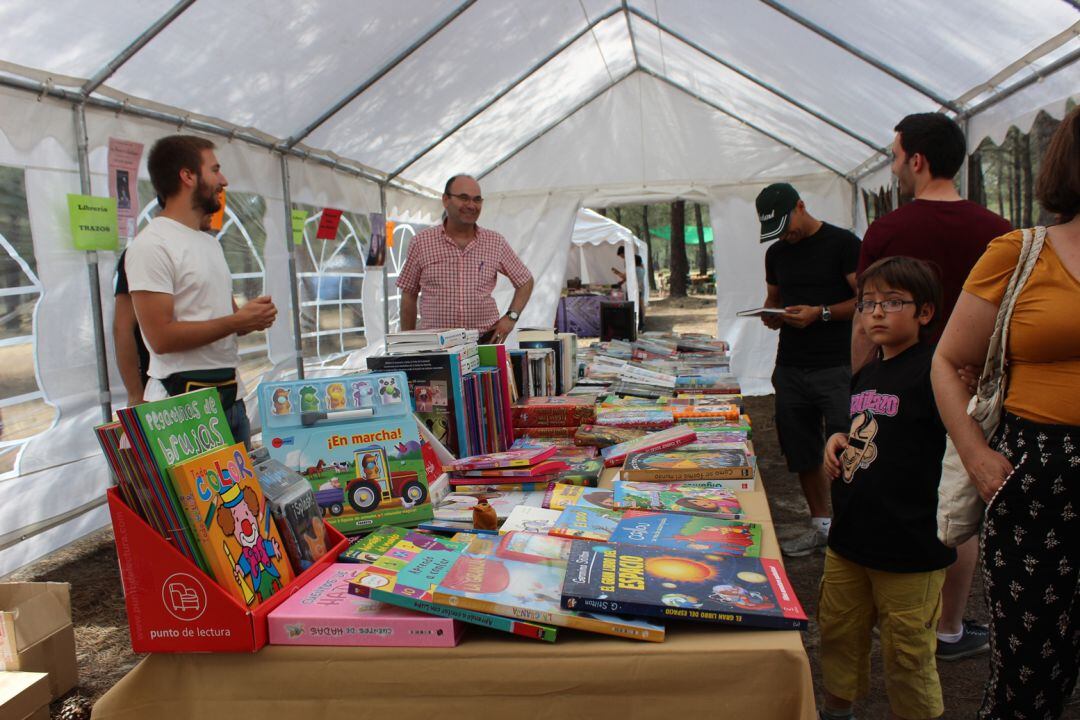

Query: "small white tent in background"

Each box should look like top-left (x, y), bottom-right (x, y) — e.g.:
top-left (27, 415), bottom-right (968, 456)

top-left (566, 209), bottom-right (649, 312)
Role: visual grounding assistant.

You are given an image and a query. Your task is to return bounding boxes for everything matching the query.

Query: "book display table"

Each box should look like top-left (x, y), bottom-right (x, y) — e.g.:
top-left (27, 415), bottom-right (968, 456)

top-left (92, 472), bottom-right (815, 720)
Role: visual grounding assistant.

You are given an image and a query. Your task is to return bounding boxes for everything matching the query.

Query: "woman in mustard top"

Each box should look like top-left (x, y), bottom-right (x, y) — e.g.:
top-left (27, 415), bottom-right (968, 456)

top-left (933, 107), bottom-right (1080, 720)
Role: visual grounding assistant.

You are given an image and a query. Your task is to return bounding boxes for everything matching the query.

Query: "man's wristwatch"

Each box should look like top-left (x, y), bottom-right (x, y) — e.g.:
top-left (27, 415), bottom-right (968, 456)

top-left (505, 310), bottom-right (520, 322)
top-left (820, 305), bottom-right (832, 322)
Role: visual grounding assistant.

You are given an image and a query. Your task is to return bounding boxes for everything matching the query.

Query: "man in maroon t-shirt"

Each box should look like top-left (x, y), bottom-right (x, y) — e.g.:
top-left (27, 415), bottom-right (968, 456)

top-left (853, 113), bottom-right (1011, 664)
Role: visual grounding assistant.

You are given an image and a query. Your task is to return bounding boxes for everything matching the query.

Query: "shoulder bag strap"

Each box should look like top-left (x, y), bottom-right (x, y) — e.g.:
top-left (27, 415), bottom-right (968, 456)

top-left (978, 227), bottom-right (1046, 397)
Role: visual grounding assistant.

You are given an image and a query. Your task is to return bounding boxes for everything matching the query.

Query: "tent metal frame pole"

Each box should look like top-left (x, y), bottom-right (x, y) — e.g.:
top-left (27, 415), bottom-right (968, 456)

top-left (80, 0), bottom-right (196, 96)
top-left (476, 66), bottom-right (638, 181)
top-left (282, 0), bottom-right (477, 150)
top-left (278, 154), bottom-right (305, 380)
top-left (756, 0), bottom-right (962, 113)
top-left (379, 183), bottom-right (390, 352)
top-left (622, 1), bottom-right (641, 68)
top-left (850, 180), bottom-right (859, 230)
top-left (386, 5), bottom-right (623, 182)
top-left (960, 47), bottom-right (1080, 119)
top-left (959, 118), bottom-right (971, 199)
top-left (954, 24), bottom-right (1080, 107)
top-left (73, 103), bottom-right (114, 424)
top-left (0, 74), bottom-right (439, 199)
top-left (628, 7), bottom-right (888, 156)
top-left (642, 68), bottom-right (850, 179)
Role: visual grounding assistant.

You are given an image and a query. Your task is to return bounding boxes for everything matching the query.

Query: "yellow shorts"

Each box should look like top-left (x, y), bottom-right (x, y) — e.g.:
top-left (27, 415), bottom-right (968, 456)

top-left (818, 548), bottom-right (946, 720)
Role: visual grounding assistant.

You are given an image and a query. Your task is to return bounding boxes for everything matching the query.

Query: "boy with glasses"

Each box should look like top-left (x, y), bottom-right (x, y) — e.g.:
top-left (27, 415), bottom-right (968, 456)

top-left (819, 256), bottom-right (953, 720)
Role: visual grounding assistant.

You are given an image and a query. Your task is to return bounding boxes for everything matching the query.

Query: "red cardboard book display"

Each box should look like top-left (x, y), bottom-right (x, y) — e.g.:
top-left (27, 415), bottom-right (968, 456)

top-left (107, 488), bottom-right (347, 653)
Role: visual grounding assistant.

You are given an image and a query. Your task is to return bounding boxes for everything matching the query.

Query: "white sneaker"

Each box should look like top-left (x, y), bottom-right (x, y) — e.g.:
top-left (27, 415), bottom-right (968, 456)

top-left (781, 528), bottom-right (828, 557)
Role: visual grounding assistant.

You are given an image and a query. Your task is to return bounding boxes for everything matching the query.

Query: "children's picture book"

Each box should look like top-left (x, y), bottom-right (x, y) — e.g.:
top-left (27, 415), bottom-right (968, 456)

top-left (258, 372), bottom-right (434, 535)
top-left (349, 533), bottom-right (557, 642)
top-left (621, 448), bottom-right (753, 482)
top-left (500, 506), bottom-right (562, 535)
top-left (561, 541), bottom-right (808, 630)
top-left (609, 510), bottom-right (762, 557)
top-left (252, 448), bottom-right (328, 572)
top-left (432, 533), bottom-right (665, 641)
top-left (549, 505), bottom-right (622, 541)
top-left (444, 445), bottom-right (558, 472)
top-left (600, 426), bottom-right (697, 468)
top-left (434, 490), bottom-right (546, 522)
top-left (168, 443), bottom-right (296, 608)
top-left (449, 481), bottom-right (552, 494)
top-left (268, 563), bottom-right (461, 647)
top-left (593, 409), bottom-right (675, 429)
top-left (612, 481), bottom-right (743, 519)
top-left (452, 460), bottom-right (570, 478)
top-left (416, 519), bottom-right (499, 536)
top-left (116, 388), bottom-right (236, 570)
top-left (550, 458), bottom-right (603, 487)
top-left (573, 424), bottom-right (646, 448)
top-left (670, 404), bottom-right (740, 422)
top-left (339, 525), bottom-right (411, 563)
top-left (542, 483), bottom-right (615, 512)
top-left (512, 426), bottom-right (579, 440)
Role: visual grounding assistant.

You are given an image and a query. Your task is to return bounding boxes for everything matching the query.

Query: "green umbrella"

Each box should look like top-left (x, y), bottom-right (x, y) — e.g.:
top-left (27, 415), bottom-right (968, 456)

top-left (649, 225), bottom-right (713, 245)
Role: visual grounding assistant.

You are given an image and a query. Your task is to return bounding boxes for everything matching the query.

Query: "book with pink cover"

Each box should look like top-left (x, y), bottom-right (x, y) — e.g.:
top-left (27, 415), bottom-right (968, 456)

top-left (444, 444), bottom-right (558, 471)
top-left (268, 563), bottom-right (462, 647)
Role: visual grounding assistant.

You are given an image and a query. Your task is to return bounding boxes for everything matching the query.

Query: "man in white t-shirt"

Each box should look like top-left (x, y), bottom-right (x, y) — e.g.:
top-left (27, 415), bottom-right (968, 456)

top-left (126, 135), bottom-right (277, 444)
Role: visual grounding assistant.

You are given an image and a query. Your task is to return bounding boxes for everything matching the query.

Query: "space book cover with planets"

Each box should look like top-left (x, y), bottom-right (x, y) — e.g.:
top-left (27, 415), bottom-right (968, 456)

top-left (560, 541), bottom-right (807, 630)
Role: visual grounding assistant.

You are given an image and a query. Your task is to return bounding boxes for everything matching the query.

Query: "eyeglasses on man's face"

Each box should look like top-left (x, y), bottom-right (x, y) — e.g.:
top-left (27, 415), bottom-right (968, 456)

top-left (856, 299), bottom-right (917, 314)
top-left (448, 193), bottom-right (483, 204)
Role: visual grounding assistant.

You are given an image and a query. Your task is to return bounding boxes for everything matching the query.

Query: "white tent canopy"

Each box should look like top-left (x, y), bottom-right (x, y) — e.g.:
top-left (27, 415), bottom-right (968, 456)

top-left (0, 0), bottom-right (1076, 574)
top-left (566, 208), bottom-right (649, 311)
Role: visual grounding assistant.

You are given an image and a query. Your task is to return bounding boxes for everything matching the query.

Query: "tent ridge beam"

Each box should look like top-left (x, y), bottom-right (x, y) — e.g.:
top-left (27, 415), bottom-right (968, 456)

top-left (757, 0), bottom-right (962, 113)
top-left (961, 45), bottom-right (1080, 119)
top-left (387, 4), bottom-right (623, 182)
top-left (0, 73), bottom-right (441, 199)
top-left (641, 68), bottom-right (849, 180)
top-left (80, 0), bottom-right (196, 97)
top-left (477, 67), bottom-right (637, 182)
top-left (623, 1), bottom-right (642, 69)
top-left (628, 7), bottom-right (887, 157)
top-left (283, 0), bottom-right (477, 150)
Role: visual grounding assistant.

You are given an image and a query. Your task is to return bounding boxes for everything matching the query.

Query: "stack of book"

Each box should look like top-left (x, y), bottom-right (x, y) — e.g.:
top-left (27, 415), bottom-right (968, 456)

top-left (443, 445), bottom-right (570, 489)
top-left (385, 328), bottom-right (479, 362)
top-left (511, 395), bottom-right (596, 441)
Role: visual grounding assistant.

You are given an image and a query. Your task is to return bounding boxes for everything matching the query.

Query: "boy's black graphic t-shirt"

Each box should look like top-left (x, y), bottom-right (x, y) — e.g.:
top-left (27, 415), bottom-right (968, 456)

top-left (828, 343), bottom-right (957, 572)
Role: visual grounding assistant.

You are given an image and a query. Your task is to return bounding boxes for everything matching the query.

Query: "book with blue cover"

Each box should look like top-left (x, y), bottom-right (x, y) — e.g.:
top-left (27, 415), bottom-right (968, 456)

top-left (560, 542), bottom-right (807, 630)
top-left (549, 505), bottom-right (622, 541)
top-left (608, 510), bottom-right (762, 557)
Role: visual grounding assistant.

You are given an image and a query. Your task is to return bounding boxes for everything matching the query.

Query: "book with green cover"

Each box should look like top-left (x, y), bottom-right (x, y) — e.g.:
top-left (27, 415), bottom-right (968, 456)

top-left (348, 532), bottom-right (557, 642)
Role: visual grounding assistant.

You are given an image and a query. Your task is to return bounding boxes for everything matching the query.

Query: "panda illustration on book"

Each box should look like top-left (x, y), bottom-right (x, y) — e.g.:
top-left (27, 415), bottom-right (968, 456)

top-left (377, 376), bottom-right (403, 404)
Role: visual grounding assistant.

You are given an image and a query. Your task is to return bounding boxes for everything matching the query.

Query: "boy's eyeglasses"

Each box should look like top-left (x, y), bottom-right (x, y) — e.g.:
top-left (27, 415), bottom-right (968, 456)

top-left (856, 299), bottom-right (917, 314)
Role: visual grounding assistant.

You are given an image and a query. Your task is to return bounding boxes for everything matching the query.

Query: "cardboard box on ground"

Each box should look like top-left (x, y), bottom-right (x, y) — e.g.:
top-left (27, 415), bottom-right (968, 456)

top-left (0, 670), bottom-right (50, 720)
top-left (0, 582), bottom-right (78, 701)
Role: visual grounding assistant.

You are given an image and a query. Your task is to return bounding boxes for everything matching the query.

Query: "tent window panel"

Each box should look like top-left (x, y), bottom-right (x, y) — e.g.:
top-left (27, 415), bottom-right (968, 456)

top-left (0, 164), bottom-right (52, 469)
top-left (385, 222), bottom-right (418, 333)
top-left (292, 205), bottom-right (372, 359)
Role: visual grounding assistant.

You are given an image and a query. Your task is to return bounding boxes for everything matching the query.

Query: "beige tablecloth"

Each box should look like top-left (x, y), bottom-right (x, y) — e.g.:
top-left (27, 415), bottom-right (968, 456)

top-left (93, 471), bottom-right (816, 720)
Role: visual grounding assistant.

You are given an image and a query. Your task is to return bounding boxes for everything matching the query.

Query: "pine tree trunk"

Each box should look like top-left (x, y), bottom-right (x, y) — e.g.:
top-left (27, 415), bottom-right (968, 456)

top-left (1011, 130), bottom-right (1022, 228)
top-left (694, 203), bottom-right (708, 277)
top-left (614, 207), bottom-right (622, 225)
top-left (1021, 132), bottom-right (1034, 228)
top-left (967, 149), bottom-right (985, 205)
top-left (1032, 111), bottom-right (1060, 225)
top-left (596, 207), bottom-right (607, 218)
top-left (669, 200), bottom-right (689, 298)
top-left (995, 149), bottom-right (1005, 217)
top-left (642, 205), bottom-right (657, 292)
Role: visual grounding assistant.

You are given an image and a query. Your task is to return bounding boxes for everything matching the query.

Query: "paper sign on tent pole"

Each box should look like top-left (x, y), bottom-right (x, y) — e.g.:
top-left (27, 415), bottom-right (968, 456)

top-left (67, 194), bottom-right (118, 251)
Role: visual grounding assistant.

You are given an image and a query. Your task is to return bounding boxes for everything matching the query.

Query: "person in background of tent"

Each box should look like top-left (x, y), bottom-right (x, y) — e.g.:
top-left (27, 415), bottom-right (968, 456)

top-left (613, 245), bottom-right (647, 330)
top-left (126, 135), bottom-right (277, 445)
top-left (932, 107), bottom-right (1080, 720)
top-left (853, 112), bottom-right (1012, 663)
top-left (397, 174), bottom-right (533, 344)
top-left (113, 212), bottom-right (215, 406)
top-left (757, 182), bottom-right (860, 558)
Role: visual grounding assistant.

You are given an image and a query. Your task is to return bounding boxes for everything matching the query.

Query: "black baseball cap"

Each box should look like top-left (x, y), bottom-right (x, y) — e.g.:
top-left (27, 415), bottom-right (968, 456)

top-left (756, 183), bottom-right (800, 242)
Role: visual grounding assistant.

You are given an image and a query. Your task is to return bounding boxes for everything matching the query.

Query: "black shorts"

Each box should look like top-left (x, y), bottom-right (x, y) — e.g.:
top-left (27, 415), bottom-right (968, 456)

top-left (772, 364), bottom-right (851, 473)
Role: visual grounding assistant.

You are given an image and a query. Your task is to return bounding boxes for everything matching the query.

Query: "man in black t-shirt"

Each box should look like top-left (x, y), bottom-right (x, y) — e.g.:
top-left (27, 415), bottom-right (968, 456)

top-left (114, 249), bottom-right (151, 405)
top-left (757, 183), bottom-right (860, 557)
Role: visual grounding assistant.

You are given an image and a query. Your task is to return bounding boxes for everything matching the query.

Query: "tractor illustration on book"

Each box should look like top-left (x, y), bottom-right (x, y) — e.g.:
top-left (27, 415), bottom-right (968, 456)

top-left (313, 446), bottom-right (427, 516)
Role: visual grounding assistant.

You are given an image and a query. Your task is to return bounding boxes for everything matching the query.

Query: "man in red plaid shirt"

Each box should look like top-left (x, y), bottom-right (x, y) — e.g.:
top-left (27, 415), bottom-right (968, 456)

top-left (398, 175), bottom-right (533, 343)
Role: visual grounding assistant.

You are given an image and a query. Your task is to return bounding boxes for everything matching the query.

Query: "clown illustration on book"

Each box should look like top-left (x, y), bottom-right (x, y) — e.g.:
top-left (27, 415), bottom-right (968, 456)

top-left (216, 482), bottom-right (286, 605)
